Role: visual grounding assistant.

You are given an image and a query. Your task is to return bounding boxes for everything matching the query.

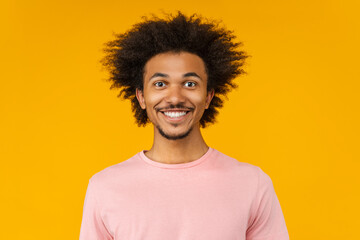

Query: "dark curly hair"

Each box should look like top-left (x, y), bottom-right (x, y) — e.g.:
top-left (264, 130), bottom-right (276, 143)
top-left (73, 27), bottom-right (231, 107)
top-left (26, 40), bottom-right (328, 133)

top-left (101, 11), bottom-right (248, 127)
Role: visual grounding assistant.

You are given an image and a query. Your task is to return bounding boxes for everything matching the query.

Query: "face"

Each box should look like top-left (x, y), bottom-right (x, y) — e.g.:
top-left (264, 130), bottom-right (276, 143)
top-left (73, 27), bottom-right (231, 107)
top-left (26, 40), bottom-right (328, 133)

top-left (136, 52), bottom-right (214, 140)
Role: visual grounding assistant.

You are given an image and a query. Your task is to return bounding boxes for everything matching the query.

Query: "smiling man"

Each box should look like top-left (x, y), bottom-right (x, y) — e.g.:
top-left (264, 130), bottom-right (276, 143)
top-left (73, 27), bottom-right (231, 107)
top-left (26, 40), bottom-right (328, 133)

top-left (79, 12), bottom-right (289, 240)
top-left (136, 52), bottom-right (214, 163)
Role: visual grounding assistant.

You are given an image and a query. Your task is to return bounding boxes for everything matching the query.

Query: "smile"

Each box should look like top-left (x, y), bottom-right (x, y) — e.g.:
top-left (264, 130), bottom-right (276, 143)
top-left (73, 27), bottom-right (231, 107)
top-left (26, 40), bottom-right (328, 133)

top-left (163, 111), bottom-right (187, 118)
top-left (160, 110), bottom-right (191, 122)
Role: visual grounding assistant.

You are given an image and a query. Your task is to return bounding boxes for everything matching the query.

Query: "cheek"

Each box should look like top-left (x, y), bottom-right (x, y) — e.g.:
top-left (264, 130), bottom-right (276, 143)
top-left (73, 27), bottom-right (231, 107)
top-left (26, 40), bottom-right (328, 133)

top-left (143, 92), bottom-right (164, 120)
top-left (190, 93), bottom-right (208, 107)
top-left (143, 89), bottom-right (164, 106)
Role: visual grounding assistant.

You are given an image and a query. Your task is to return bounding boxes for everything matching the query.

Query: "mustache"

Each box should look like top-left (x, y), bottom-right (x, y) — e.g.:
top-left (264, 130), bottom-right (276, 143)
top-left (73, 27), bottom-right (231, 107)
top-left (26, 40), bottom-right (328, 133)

top-left (155, 104), bottom-right (194, 112)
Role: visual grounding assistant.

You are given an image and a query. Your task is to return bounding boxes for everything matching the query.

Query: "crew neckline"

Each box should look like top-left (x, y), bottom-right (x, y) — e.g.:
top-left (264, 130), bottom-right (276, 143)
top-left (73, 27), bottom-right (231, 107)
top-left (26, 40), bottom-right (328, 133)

top-left (139, 147), bottom-right (214, 169)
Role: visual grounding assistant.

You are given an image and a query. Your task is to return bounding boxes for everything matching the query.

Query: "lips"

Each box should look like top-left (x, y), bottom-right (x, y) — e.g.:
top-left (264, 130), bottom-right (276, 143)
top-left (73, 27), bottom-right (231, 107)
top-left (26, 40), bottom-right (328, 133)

top-left (159, 109), bottom-right (191, 122)
top-left (163, 111), bottom-right (187, 117)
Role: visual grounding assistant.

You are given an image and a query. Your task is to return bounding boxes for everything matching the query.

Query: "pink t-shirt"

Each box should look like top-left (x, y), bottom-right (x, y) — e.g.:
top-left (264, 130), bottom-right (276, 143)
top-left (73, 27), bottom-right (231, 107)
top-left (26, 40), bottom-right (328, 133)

top-left (79, 147), bottom-right (289, 240)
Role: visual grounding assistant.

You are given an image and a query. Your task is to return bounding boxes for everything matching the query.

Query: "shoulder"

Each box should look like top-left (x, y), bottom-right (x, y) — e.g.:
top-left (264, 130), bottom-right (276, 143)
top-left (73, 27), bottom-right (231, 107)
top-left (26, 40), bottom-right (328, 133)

top-left (212, 148), bottom-right (265, 172)
top-left (87, 152), bottom-right (141, 187)
top-left (212, 148), bottom-right (273, 184)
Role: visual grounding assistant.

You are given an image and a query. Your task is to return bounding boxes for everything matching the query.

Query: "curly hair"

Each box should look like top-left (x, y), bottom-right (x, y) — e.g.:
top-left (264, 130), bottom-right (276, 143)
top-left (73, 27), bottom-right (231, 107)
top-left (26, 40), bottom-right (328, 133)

top-left (101, 11), bottom-right (248, 127)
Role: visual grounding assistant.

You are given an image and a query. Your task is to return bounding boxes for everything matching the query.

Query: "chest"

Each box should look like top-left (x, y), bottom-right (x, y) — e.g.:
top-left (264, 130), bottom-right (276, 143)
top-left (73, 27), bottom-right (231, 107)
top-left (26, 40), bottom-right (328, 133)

top-left (99, 175), bottom-right (254, 240)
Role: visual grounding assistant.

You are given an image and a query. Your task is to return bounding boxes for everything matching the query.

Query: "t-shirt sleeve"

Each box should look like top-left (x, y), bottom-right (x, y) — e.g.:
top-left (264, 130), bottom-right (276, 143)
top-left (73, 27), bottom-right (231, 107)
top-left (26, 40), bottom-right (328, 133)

top-left (79, 177), bottom-right (113, 240)
top-left (246, 167), bottom-right (289, 240)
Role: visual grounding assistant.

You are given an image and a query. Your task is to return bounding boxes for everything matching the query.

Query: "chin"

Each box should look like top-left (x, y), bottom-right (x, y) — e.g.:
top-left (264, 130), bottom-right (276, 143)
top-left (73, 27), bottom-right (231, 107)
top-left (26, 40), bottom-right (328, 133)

top-left (157, 126), bottom-right (193, 141)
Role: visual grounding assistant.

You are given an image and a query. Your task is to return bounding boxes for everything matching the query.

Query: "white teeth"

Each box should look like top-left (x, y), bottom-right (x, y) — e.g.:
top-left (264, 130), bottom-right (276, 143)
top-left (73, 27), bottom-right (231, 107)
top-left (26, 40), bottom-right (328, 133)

top-left (164, 111), bottom-right (187, 118)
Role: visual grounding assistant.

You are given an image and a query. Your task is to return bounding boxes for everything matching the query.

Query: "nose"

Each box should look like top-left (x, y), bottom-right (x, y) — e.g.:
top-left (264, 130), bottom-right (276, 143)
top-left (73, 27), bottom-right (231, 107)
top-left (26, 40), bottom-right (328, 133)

top-left (164, 85), bottom-right (186, 105)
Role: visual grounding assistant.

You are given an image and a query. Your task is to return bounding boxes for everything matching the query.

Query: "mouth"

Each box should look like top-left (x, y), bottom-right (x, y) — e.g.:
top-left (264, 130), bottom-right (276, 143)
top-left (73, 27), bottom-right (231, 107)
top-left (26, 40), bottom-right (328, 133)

top-left (159, 109), bottom-right (191, 122)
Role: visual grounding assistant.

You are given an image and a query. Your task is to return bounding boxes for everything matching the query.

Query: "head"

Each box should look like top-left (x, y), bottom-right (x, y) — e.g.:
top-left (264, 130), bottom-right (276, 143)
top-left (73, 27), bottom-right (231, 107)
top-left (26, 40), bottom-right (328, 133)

top-left (101, 11), bottom-right (248, 129)
top-left (136, 51), bottom-right (214, 140)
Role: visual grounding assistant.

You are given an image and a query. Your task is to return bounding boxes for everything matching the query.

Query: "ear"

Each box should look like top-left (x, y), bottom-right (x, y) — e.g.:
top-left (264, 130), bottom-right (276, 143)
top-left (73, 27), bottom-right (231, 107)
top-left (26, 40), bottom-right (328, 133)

top-left (136, 88), bottom-right (146, 109)
top-left (205, 89), bottom-right (215, 109)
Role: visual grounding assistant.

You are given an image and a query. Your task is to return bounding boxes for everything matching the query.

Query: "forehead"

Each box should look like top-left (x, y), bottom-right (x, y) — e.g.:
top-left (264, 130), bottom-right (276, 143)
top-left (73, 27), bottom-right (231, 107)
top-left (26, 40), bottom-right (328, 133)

top-left (143, 52), bottom-right (207, 77)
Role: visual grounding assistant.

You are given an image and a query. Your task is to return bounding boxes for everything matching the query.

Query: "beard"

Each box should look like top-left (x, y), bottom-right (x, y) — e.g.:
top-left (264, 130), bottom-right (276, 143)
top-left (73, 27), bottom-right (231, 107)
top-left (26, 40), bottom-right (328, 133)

top-left (156, 125), bottom-right (193, 140)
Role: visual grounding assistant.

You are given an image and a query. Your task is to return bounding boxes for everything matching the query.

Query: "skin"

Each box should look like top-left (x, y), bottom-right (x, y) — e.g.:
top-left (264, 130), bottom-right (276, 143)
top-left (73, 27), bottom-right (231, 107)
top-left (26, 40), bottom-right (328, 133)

top-left (136, 51), bottom-right (215, 164)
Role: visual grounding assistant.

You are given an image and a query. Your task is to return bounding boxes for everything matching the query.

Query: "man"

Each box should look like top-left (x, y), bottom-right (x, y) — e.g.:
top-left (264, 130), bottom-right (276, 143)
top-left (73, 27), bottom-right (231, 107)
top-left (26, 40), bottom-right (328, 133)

top-left (80, 12), bottom-right (289, 240)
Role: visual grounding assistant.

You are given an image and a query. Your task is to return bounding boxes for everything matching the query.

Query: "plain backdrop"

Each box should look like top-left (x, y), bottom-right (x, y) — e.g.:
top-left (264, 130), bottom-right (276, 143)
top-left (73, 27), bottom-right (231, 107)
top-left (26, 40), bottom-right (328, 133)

top-left (1, 0), bottom-right (359, 239)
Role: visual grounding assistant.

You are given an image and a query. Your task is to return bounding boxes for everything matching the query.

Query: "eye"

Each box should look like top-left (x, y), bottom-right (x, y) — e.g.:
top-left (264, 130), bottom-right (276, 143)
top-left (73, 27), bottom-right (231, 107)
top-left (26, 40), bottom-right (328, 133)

top-left (184, 81), bottom-right (196, 88)
top-left (154, 81), bottom-right (166, 88)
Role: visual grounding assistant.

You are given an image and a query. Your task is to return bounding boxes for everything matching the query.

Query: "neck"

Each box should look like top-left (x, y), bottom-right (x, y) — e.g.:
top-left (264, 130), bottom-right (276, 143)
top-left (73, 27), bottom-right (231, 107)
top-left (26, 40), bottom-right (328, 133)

top-left (145, 126), bottom-right (209, 164)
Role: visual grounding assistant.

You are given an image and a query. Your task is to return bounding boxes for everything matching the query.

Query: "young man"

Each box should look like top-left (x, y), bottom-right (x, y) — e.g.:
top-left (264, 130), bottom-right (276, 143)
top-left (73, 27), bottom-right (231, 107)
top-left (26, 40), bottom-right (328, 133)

top-left (80, 12), bottom-right (289, 240)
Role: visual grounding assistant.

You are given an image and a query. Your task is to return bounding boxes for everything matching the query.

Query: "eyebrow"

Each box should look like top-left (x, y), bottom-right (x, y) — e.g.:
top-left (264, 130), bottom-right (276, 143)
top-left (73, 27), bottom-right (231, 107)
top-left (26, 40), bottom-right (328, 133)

top-left (149, 73), bottom-right (169, 81)
top-left (183, 72), bottom-right (202, 80)
top-left (149, 72), bottom-right (202, 81)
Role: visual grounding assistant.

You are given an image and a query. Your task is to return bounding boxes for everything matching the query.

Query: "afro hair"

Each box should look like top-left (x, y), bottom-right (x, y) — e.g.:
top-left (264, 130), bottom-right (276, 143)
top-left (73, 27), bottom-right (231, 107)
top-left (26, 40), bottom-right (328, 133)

top-left (101, 11), bottom-right (248, 127)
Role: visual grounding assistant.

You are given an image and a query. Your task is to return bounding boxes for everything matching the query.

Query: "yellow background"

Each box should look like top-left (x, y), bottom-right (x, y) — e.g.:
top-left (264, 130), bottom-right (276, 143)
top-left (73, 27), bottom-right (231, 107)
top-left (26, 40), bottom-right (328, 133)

top-left (1, 0), bottom-right (359, 239)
